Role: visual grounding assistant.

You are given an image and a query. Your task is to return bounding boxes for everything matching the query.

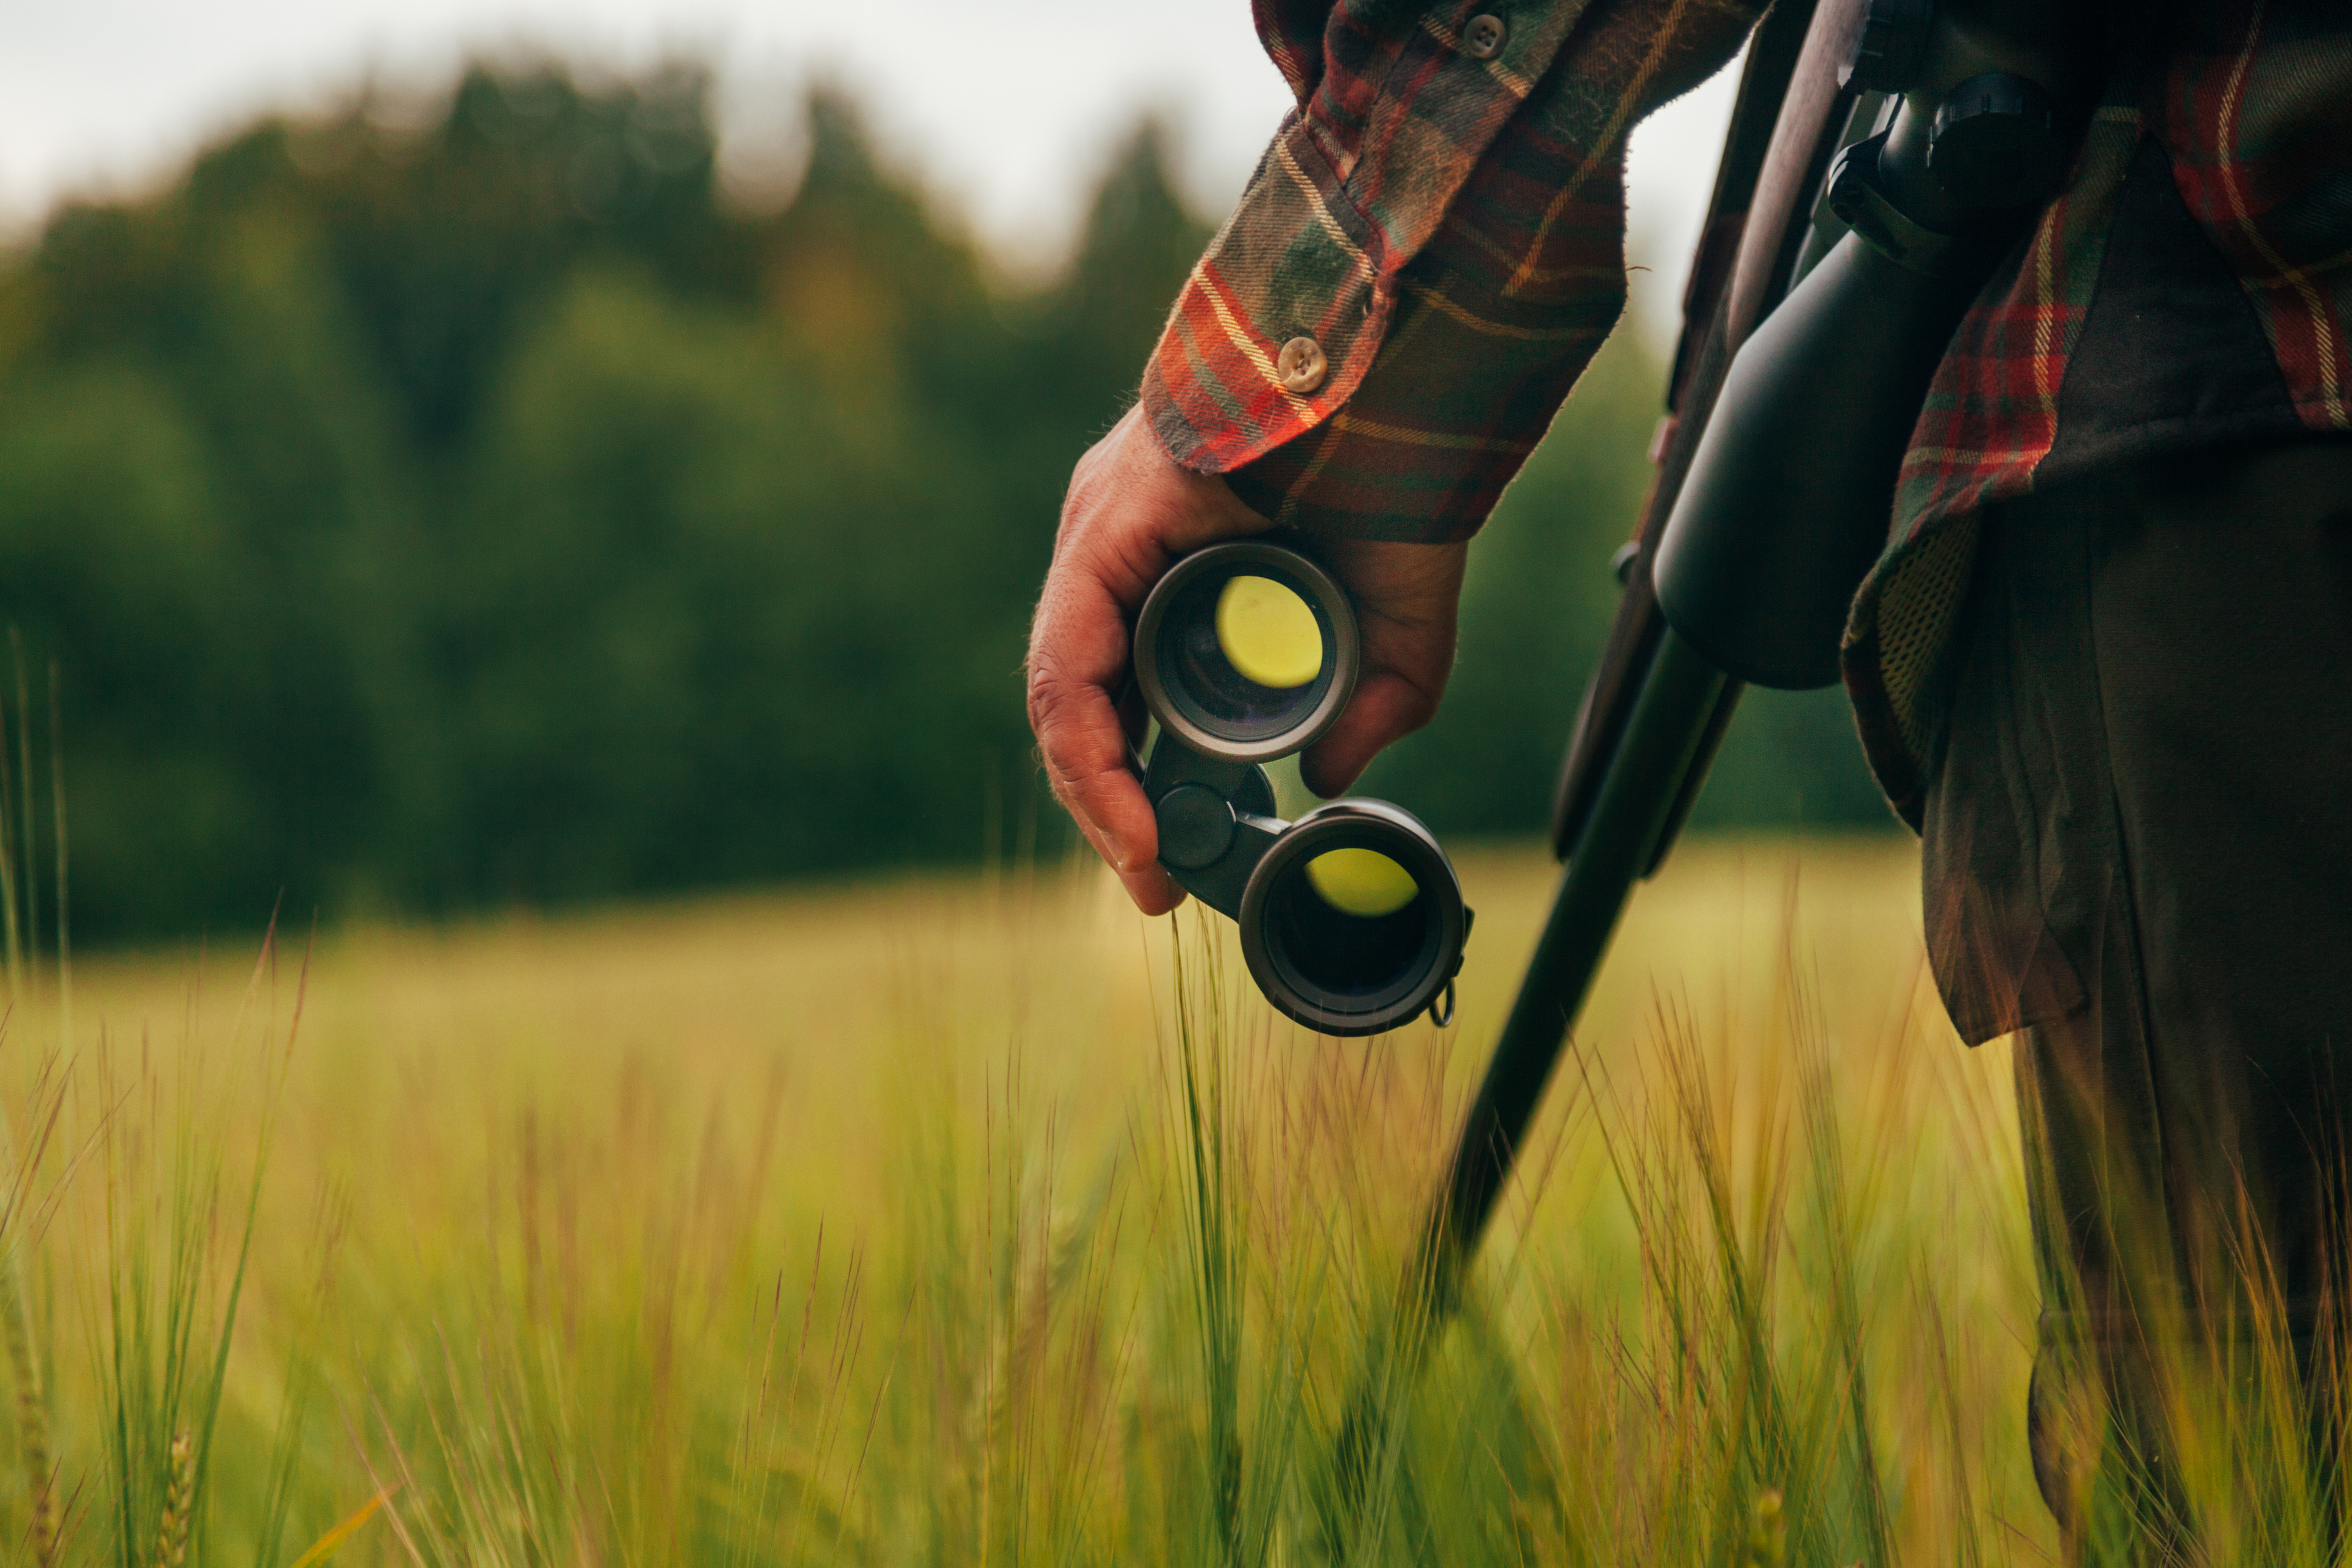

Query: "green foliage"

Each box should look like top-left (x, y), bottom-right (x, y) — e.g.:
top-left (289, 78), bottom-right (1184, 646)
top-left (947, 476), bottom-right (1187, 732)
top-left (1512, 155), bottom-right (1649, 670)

top-left (0, 66), bottom-right (1093, 940)
top-left (0, 59), bottom-right (1885, 943)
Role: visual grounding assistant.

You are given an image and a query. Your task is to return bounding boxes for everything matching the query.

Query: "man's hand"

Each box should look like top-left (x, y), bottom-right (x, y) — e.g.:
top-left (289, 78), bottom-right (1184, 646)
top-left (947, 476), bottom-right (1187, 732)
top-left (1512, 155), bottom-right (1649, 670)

top-left (1026, 405), bottom-right (1469, 914)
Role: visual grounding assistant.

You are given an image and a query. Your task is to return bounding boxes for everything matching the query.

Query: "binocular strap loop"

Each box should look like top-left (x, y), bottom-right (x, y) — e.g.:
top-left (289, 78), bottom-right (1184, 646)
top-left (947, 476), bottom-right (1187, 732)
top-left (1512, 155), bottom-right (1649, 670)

top-left (1427, 978), bottom-right (1457, 1031)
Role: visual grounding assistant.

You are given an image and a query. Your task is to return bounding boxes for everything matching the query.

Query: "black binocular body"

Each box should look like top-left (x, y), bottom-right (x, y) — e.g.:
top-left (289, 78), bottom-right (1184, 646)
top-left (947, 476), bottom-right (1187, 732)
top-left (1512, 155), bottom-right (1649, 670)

top-left (1132, 540), bottom-right (1472, 1038)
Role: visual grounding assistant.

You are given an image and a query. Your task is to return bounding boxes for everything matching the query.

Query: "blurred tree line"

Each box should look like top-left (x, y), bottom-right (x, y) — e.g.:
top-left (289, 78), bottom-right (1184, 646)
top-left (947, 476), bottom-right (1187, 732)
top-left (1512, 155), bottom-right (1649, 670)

top-left (0, 61), bottom-right (1887, 944)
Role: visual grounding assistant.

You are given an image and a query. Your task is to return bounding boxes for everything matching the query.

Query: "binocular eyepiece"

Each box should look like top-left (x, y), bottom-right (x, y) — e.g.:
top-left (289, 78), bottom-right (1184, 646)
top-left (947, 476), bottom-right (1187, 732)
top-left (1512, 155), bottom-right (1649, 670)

top-left (1134, 540), bottom-right (1470, 1037)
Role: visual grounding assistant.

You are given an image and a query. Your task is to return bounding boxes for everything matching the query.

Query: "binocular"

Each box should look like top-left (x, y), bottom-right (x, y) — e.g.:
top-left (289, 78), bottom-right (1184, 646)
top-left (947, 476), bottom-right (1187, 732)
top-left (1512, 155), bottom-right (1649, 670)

top-left (1133, 539), bottom-right (1471, 1037)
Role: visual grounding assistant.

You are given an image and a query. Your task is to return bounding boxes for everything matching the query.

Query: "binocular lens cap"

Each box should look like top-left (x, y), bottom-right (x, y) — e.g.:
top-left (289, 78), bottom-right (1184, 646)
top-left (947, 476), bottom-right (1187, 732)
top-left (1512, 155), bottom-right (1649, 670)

top-left (1135, 542), bottom-right (1360, 764)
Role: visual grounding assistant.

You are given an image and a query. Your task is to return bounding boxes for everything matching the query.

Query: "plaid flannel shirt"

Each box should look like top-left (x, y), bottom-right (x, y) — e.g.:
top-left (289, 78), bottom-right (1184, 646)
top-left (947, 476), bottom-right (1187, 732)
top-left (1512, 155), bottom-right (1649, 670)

top-left (1845, 1), bottom-right (2352, 822)
top-left (1144, 0), bottom-right (2352, 819)
top-left (1141, 0), bottom-right (1765, 540)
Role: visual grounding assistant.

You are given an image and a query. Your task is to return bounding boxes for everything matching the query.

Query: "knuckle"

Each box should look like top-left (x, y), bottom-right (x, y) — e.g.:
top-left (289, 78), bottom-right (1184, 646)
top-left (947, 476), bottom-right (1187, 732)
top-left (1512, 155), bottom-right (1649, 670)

top-left (1026, 686), bottom-right (1125, 803)
top-left (1026, 662), bottom-right (1079, 737)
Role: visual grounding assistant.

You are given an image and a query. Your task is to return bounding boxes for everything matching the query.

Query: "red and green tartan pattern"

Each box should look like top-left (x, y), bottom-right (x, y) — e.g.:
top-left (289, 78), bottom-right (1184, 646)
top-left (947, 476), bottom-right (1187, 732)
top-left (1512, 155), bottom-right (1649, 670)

top-left (1845, 2), bottom-right (2352, 820)
top-left (1142, 0), bottom-right (1763, 537)
top-left (1838, 105), bottom-right (2142, 825)
top-left (1881, 107), bottom-right (2144, 542)
top-left (2155, 2), bottom-right (2352, 435)
top-left (1145, 0), bottom-right (2352, 815)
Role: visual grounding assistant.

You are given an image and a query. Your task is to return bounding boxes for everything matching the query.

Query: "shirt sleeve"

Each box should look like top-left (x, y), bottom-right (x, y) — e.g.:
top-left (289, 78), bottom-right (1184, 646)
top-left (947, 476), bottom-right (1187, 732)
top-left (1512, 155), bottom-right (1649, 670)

top-left (1141, 0), bottom-right (1765, 541)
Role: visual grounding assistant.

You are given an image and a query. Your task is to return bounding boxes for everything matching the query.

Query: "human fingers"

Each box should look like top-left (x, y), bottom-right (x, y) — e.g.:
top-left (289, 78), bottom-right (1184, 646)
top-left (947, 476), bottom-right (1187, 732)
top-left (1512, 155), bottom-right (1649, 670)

top-left (1297, 539), bottom-right (1466, 798)
top-left (1027, 563), bottom-right (1186, 913)
top-left (1027, 407), bottom-right (1265, 910)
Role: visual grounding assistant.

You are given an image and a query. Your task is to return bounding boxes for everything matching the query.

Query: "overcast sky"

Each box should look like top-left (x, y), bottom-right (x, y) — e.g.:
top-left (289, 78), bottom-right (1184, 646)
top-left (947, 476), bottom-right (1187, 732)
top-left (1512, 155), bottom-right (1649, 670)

top-left (0, 0), bottom-right (1739, 344)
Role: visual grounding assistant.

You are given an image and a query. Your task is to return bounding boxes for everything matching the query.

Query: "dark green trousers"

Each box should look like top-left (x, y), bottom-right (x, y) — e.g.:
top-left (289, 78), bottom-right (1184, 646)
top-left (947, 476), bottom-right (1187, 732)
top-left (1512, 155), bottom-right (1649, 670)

top-left (1922, 435), bottom-right (2352, 1547)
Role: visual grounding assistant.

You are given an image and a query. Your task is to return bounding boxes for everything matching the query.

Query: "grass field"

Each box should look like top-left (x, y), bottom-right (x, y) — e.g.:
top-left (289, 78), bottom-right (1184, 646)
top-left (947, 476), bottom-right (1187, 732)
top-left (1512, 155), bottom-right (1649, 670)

top-left (0, 835), bottom-right (2082, 1564)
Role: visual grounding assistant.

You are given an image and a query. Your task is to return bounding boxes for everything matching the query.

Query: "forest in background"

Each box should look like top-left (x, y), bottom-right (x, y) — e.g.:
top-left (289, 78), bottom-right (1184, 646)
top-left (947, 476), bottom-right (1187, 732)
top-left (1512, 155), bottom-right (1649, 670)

top-left (0, 61), bottom-right (1889, 944)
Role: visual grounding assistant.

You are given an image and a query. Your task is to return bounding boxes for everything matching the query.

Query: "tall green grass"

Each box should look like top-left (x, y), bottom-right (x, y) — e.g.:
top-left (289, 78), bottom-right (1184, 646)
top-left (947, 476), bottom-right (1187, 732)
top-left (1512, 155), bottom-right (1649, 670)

top-left (0, 841), bottom-right (2335, 1563)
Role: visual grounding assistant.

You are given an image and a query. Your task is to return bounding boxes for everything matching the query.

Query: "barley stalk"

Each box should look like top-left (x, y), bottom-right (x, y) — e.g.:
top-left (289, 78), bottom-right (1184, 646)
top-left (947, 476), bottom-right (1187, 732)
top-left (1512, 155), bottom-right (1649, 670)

top-left (155, 1431), bottom-right (194, 1568)
top-left (0, 1236), bottom-right (51, 1565)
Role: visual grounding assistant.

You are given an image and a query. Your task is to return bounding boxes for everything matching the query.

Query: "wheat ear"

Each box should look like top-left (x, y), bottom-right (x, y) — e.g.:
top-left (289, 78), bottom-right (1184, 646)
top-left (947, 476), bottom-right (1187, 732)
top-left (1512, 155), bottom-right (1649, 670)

top-left (155, 1430), bottom-right (194, 1568)
top-left (1743, 1488), bottom-right (1786, 1568)
top-left (0, 1243), bottom-right (52, 1566)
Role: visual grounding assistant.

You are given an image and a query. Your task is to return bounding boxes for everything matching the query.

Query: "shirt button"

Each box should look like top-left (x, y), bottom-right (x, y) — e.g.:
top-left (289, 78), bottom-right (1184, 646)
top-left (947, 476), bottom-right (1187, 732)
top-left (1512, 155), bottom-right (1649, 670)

top-left (1276, 335), bottom-right (1328, 394)
top-left (1463, 13), bottom-right (1507, 58)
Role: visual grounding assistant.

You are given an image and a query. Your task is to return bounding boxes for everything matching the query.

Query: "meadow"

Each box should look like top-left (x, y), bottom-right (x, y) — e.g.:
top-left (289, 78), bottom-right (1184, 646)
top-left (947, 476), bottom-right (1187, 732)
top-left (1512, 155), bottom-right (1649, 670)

top-left (0, 833), bottom-right (2099, 1566)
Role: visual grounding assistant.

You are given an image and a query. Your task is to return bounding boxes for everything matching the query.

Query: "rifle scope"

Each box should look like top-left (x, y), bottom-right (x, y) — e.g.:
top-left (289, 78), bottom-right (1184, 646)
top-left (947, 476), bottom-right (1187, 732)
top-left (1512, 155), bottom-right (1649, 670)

top-left (1133, 540), bottom-right (1470, 1037)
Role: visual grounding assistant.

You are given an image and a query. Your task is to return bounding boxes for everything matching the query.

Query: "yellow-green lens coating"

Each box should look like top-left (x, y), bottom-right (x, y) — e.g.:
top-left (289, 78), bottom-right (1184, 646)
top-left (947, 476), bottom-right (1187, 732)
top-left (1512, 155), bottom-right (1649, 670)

top-left (1304, 847), bottom-right (1418, 918)
top-left (1215, 575), bottom-right (1322, 689)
